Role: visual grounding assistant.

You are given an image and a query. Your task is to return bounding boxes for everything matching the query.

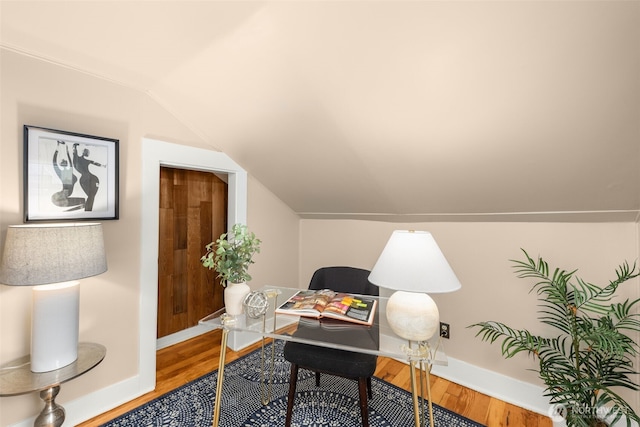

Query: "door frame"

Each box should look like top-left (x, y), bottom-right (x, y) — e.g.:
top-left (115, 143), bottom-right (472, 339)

top-left (139, 138), bottom-right (247, 393)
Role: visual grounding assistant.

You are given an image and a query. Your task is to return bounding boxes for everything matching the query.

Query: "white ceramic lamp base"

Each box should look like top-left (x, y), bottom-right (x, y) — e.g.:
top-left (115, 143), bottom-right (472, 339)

top-left (31, 281), bottom-right (80, 372)
top-left (386, 291), bottom-right (439, 341)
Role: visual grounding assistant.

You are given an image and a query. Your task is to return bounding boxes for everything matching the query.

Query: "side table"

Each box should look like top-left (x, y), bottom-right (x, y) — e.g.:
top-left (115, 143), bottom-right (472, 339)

top-left (0, 342), bottom-right (106, 427)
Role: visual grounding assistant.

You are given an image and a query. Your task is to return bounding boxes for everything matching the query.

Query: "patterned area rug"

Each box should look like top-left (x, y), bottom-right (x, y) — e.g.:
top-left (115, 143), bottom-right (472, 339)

top-left (102, 340), bottom-right (484, 427)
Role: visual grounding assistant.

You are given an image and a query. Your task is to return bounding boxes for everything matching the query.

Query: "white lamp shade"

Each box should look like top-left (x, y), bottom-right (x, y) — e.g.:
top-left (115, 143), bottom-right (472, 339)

top-left (0, 223), bottom-right (107, 286)
top-left (368, 230), bottom-right (461, 293)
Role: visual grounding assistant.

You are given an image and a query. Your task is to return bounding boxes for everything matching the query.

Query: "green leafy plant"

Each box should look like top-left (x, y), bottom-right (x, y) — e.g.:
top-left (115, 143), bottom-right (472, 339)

top-left (469, 250), bottom-right (640, 427)
top-left (201, 223), bottom-right (261, 286)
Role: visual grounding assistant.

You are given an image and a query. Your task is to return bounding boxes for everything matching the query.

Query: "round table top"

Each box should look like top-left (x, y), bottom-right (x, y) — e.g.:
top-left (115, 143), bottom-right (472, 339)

top-left (0, 342), bottom-right (106, 396)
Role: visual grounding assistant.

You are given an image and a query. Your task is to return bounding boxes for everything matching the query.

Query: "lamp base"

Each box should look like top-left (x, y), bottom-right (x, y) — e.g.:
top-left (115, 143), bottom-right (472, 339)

top-left (31, 281), bottom-right (80, 372)
top-left (386, 291), bottom-right (439, 341)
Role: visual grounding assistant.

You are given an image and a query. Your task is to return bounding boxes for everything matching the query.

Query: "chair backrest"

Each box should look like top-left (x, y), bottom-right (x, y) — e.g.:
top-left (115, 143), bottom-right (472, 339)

top-left (308, 266), bottom-right (379, 296)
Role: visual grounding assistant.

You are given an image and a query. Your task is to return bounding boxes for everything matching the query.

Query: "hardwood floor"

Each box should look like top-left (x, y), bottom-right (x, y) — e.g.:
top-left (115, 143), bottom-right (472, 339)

top-left (79, 330), bottom-right (552, 426)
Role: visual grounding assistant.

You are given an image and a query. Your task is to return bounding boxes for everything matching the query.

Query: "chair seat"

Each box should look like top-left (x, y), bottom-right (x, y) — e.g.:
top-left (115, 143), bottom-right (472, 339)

top-left (284, 341), bottom-right (377, 379)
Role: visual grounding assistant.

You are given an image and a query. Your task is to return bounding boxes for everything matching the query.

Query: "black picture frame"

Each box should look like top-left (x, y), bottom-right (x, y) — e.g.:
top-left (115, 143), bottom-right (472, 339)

top-left (24, 125), bottom-right (119, 222)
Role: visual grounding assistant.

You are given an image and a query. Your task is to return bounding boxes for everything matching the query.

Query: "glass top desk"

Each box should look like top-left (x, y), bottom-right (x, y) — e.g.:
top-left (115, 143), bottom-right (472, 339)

top-left (200, 287), bottom-right (446, 427)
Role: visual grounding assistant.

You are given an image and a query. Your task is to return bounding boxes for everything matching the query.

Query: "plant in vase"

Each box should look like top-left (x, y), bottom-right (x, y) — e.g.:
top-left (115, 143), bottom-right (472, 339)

top-left (201, 223), bottom-right (261, 315)
top-left (469, 250), bottom-right (640, 427)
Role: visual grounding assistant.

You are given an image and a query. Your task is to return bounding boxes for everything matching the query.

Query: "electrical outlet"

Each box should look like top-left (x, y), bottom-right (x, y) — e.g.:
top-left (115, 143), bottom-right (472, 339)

top-left (439, 322), bottom-right (450, 339)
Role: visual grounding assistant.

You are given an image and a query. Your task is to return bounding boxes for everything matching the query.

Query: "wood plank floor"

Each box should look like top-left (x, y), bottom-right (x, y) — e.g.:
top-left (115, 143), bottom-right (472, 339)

top-left (79, 329), bottom-right (552, 427)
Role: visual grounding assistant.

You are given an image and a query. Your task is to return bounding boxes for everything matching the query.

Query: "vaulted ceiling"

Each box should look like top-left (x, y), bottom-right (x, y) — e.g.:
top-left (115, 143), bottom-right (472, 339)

top-left (2, 1), bottom-right (639, 222)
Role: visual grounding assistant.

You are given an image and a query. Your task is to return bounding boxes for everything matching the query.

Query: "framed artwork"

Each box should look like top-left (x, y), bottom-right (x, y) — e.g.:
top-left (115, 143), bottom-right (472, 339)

top-left (24, 125), bottom-right (119, 221)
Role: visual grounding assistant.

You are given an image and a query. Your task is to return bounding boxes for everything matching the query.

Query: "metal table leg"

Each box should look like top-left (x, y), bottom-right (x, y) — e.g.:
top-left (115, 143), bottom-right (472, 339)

top-left (34, 386), bottom-right (65, 427)
top-left (209, 290), bottom-right (284, 426)
top-left (424, 361), bottom-right (434, 427)
top-left (212, 329), bottom-right (229, 427)
top-left (409, 360), bottom-right (421, 427)
top-left (259, 315), bottom-right (277, 405)
top-left (408, 341), bottom-right (435, 427)
top-left (260, 293), bottom-right (279, 405)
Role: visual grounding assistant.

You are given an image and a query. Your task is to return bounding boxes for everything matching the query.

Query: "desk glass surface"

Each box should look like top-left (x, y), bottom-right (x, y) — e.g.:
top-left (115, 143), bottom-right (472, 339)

top-left (199, 286), bottom-right (446, 365)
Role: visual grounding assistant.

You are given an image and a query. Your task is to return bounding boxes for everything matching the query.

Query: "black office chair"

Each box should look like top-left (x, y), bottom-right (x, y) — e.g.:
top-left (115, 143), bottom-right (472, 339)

top-left (283, 266), bottom-right (379, 427)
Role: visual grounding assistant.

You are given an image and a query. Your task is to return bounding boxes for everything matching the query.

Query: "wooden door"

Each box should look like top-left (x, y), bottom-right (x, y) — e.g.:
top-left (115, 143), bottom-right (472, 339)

top-left (157, 167), bottom-right (227, 338)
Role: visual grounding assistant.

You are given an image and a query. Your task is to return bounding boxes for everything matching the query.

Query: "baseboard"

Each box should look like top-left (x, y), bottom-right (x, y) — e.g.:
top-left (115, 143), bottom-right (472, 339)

top-left (430, 356), bottom-right (550, 416)
top-left (378, 336), bottom-right (551, 416)
top-left (157, 324), bottom-right (212, 350)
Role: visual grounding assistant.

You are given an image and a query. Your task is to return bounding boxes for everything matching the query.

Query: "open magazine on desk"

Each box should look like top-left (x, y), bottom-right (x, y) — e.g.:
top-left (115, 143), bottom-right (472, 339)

top-left (275, 289), bottom-right (377, 326)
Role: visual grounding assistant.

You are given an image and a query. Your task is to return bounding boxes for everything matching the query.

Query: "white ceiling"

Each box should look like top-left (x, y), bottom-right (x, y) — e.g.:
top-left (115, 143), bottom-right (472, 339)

top-left (2, 1), bottom-right (639, 222)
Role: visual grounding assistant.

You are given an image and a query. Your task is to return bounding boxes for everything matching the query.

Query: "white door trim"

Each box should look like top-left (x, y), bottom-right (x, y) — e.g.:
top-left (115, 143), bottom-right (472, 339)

top-left (139, 139), bottom-right (247, 392)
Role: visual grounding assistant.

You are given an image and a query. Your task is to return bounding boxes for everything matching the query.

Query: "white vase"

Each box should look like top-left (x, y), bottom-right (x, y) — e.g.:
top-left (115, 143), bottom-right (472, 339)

top-left (224, 282), bottom-right (250, 315)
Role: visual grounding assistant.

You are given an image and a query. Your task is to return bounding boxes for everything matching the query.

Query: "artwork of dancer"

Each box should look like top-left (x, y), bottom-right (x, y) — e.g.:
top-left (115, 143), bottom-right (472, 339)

top-left (24, 125), bottom-right (119, 221)
top-left (72, 142), bottom-right (107, 211)
top-left (51, 141), bottom-right (86, 211)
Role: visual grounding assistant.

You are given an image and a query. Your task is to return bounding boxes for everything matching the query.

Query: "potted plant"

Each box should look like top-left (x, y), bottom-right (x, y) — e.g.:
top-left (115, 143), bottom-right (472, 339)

top-left (201, 223), bottom-right (261, 315)
top-left (470, 250), bottom-right (640, 427)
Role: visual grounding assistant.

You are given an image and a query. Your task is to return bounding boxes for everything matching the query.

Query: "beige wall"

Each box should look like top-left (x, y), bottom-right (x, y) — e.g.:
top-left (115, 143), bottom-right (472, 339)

top-left (0, 49), bottom-right (299, 425)
top-left (300, 219), bottom-right (640, 411)
top-left (247, 175), bottom-right (300, 289)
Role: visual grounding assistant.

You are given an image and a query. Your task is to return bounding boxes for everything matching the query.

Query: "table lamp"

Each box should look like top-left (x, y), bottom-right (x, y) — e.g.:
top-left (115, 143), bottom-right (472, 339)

top-left (0, 223), bottom-right (107, 372)
top-left (369, 230), bottom-right (461, 427)
top-left (368, 230), bottom-right (461, 341)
